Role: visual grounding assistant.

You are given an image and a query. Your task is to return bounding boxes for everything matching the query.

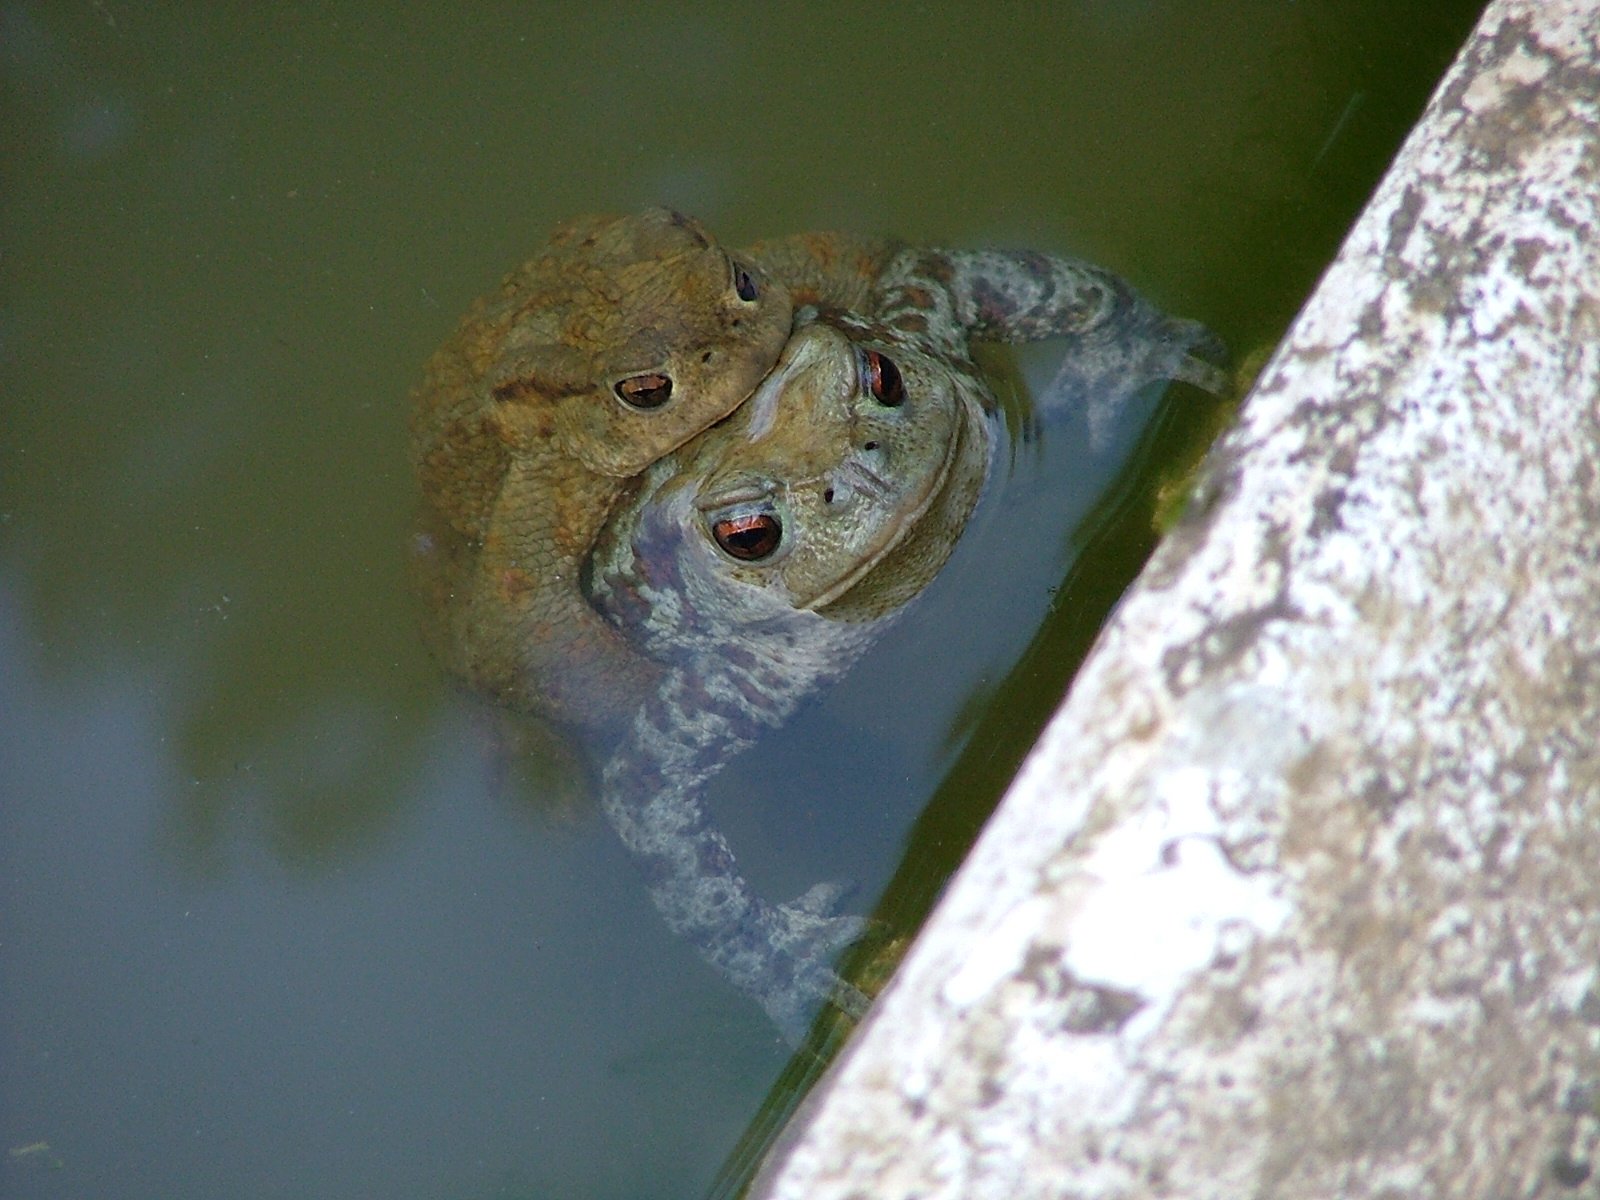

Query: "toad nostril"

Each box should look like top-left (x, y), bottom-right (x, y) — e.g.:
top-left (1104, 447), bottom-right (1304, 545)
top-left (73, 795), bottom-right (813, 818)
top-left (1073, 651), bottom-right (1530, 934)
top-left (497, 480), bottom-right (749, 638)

top-left (823, 487), bottom-right (835, 504)
top-left (863, 441), bottom-right (879, 451)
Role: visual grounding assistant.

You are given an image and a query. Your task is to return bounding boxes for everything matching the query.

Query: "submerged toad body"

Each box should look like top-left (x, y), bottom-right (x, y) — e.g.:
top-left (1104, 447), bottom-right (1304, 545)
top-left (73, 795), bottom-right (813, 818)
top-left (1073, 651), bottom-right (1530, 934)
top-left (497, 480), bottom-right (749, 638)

top-left (585, 250), bottom-right (1227, 1039)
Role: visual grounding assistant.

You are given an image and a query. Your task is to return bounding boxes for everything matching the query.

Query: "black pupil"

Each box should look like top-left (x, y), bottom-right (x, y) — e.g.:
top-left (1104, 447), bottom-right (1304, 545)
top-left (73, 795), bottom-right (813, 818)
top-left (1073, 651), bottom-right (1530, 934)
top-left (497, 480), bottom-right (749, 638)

top-left (733, 265), bottom-right (759, 302)
top-left (866, 351), bottom-right (905, 406)
top-left (616, 373), bottom-right (673, 410)
top-left (713, 513), bottom-right (781, 561)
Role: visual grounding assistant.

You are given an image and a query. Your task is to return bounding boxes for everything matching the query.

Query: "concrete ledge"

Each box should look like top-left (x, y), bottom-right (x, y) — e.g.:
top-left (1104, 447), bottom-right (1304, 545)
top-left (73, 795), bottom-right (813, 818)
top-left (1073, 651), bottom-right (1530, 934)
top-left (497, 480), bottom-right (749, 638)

top-left (751, 1), bottom-right (1600, 1195)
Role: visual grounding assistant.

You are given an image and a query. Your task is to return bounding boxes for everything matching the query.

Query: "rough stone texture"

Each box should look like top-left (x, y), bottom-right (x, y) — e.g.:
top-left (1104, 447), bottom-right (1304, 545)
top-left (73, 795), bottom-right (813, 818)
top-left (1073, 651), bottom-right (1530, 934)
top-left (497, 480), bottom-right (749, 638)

top-left (751, 1), bottom-right (1600, 1196)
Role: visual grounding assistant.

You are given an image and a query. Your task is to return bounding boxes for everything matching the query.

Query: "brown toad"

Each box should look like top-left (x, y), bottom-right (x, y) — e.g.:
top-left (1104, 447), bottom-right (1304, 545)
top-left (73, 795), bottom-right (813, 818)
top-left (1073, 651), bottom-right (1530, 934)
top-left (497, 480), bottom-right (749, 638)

top-left (409, 209), bottom-right (893, 732)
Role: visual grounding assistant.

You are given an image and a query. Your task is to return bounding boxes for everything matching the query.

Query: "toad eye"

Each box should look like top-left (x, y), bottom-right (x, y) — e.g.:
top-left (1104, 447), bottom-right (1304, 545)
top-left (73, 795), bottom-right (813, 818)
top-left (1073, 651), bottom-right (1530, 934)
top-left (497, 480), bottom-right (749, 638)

top-left (731, 260), bottom-right (760, 303)
top-left (615, 372), bottom-right (674, 410)
top-left (711, 511), bottom-right (783, 561)
top-left (862, 349), bottom-right (905, 407)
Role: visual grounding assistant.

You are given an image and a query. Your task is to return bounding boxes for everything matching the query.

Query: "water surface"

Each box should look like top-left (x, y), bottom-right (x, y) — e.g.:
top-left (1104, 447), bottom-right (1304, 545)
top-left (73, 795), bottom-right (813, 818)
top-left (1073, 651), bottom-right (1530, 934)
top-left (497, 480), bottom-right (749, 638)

top-left (2, 3), bottom-right (1486, 1197)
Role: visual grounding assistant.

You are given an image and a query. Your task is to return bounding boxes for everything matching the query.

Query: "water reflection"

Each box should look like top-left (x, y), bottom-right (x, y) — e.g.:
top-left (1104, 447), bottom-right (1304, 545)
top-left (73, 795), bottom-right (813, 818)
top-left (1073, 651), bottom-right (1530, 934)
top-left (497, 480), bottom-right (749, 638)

top-left (2, 4), bottom-right (134, 165)
top-left (0, 571), bottom-right (774, 1197)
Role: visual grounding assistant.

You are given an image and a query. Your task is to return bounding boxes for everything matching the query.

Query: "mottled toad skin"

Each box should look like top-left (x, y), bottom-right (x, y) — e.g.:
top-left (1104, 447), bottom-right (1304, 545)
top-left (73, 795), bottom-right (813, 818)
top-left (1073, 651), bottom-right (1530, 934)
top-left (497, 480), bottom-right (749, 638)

top-left (586, 249), bottom-right (1227, 1040)
top-left (410, 209), bottom-right (896, 732)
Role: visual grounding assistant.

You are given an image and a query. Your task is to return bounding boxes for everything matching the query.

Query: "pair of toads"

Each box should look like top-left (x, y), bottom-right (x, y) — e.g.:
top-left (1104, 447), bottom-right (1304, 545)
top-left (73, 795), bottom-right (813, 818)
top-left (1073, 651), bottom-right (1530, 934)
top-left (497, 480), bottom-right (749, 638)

top-left (410, 208), bottom-right (1227, 1042)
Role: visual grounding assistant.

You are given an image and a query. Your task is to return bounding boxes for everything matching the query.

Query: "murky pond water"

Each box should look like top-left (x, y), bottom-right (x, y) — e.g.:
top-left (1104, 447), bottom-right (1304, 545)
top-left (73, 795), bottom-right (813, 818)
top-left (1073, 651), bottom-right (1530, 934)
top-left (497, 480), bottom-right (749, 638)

top-left (3, 3), bottom-right (1486, 1197)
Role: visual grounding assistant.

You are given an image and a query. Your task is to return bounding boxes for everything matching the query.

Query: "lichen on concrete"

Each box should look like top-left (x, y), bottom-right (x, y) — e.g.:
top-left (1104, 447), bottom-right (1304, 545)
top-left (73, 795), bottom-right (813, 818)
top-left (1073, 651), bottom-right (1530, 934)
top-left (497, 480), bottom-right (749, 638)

top-left (751, 2), bottom-right (1600, 1196)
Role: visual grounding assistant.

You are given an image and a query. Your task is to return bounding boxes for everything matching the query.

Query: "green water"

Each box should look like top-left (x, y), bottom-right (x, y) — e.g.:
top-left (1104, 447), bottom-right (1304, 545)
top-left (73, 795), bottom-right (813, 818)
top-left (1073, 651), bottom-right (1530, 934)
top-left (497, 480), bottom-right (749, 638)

top-left (2, 3), bottom-right (1485, 1197)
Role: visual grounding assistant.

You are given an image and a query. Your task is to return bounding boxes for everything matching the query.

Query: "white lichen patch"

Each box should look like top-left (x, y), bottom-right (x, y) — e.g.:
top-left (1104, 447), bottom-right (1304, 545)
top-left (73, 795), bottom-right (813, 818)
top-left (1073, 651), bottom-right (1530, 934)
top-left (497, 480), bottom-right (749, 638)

top-left (1060, 795), bottom-right (1291, 1027)
top-left (940, 895), bottom-right (1051, 1009)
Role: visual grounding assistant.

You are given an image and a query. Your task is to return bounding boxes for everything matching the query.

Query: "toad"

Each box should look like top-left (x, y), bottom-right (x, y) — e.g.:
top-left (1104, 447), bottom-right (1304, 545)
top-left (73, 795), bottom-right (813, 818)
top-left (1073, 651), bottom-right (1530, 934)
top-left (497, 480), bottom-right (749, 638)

top-left (409, 209), bottom-right (896, 731)
top-left (585, 249), bottom-right (1227, 1039)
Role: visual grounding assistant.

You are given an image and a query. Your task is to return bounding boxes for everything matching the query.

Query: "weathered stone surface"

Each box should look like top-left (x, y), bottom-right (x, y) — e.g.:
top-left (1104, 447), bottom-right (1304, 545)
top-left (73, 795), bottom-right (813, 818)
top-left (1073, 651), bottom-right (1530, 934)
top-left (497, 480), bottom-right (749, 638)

top-left (752, 1), bottom-right (1600, 1195)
